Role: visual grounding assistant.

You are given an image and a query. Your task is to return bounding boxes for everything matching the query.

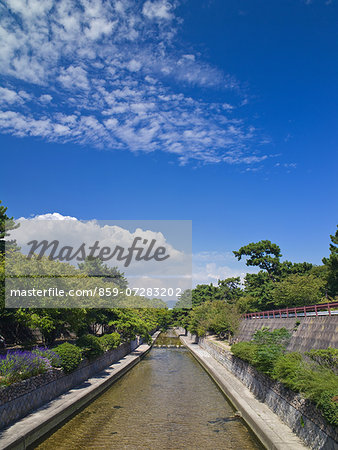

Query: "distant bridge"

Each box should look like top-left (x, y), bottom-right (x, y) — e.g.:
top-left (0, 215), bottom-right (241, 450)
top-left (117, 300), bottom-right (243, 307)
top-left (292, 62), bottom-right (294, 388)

top-left (243, 302), bottom-right (338, 320)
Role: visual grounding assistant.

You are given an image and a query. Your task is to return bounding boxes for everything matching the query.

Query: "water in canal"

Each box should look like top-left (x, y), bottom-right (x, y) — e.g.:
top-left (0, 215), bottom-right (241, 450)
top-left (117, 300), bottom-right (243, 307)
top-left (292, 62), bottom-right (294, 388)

top-left (37, 333), bottom-right (261, 449)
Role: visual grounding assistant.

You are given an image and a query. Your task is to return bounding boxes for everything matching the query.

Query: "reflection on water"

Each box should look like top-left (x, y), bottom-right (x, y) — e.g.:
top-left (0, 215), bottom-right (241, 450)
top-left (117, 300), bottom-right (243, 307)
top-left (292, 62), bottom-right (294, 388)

top-left (37, 333), bottom-right (261, 450)
top-left (154, 329), bottom-right (183, 346)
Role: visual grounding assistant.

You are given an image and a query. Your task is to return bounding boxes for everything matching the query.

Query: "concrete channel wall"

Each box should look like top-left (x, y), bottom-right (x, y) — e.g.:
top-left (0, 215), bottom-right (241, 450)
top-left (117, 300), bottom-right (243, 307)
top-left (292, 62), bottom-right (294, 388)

top-left (235, 316), bottom-right (338, 352)
top-left (178, 328), bottom-right (337, 450)
top-left (0, 337), bottom-right (142, 431)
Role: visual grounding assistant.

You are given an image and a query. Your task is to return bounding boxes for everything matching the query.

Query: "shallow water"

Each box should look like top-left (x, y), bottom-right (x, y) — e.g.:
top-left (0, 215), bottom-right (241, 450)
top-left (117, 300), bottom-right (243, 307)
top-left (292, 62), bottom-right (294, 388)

top-left (154, 329), bottom-right (183, 346)
top-left (36, 333), bottom-right (261, 449)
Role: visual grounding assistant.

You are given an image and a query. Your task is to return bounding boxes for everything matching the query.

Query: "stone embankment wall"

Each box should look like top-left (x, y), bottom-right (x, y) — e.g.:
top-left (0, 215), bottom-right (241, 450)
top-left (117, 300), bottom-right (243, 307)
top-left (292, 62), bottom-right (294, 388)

top-left (195, 335), bottom-right (337, 450)
top-left (0, 338), bottom-right (141, 430)
top-left (235, 316), bottom-right (338, 352)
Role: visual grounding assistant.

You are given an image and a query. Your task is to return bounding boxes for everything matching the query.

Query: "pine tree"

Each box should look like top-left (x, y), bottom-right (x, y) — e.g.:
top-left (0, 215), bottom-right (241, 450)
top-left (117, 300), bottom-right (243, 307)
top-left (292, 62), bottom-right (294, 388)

top-left (0, 200), bottom-right (19, 254)
top-left (323, 225), bottom-right (338, 298)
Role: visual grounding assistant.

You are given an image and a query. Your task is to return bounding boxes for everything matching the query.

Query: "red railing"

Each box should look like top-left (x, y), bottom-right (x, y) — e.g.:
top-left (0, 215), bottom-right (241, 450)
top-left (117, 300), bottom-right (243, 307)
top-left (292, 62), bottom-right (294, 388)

top-left (243, 302), bottom-right (338, 320)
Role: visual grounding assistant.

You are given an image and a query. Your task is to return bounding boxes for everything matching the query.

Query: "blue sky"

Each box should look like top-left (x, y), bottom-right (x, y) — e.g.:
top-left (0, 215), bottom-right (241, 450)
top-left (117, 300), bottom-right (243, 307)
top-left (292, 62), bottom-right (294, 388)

top-left (1, 0), bottom-right (337, 284)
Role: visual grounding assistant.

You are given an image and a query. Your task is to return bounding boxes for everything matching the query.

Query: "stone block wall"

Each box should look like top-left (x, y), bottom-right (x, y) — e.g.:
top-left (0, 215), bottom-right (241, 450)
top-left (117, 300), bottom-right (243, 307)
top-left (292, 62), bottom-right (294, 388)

top-left (235, 316), bottom-right (338, 352)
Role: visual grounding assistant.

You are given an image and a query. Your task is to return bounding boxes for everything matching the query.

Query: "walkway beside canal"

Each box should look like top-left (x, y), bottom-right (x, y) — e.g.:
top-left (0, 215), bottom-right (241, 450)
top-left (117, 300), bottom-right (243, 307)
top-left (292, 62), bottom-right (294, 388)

top-left (179, 334), bottom-right (307, 450)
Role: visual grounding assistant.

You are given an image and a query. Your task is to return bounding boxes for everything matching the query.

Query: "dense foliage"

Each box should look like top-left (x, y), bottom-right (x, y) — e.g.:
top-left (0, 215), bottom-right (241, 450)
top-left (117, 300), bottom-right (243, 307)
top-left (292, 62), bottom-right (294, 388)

top-left (174, 223), bottom-right (337, 336)
top-left (76, 334), bottom-right (104, 359)
top-left (99, 332), bottom-right (121, 351)
top-left (231, 330), bottom-right (338, 426)
top-left (322, 226), bottom-right (338, 298)
top-left (187, 301), bottom-right (240, 338)
top-left (273, 353), bottom-right (338, 426)
top-left (232, 328), bottom-right (291, 375)
top-left (305, 348), bottom-right (338, 373)
top-left (53, 343), bottom-right (82, 373)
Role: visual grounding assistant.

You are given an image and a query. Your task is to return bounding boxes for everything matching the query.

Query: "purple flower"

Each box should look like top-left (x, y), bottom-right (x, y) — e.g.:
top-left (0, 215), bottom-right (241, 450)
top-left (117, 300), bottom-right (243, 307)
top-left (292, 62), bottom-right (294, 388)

top-left (0, 348), bottom-right (60, 384)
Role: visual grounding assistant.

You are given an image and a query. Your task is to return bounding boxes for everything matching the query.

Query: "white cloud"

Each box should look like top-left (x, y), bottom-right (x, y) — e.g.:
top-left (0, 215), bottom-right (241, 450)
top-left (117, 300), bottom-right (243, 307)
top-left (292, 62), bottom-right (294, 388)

top-left (142, 1), bottom-right (174, 20)
top-left (192, 262), bottom-right (246, 286)
top-left (39, 94), bottom-right (53, 103)
top-left (192, 250), bottom-right (257, 286)
top-left (0, 87), bottom-right (28, 105)
top-left (0, 0), bottom-right (269, 166)
top-left (33, 212), bottom-right (77, 220)
top-left (10, 213), bottom-right (264, 292)
top-left (127, 59), bottom-right (142, 72)
top-left (58, 66), bottom-right (89, 90)
top-left (11, 213), bottom-right (190, 279)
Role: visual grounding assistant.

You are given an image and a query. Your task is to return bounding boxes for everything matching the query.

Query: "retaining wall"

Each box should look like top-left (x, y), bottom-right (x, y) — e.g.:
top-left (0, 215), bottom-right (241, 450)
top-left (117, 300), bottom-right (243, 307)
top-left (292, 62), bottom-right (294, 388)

top-left (235, 316), bottom-right (338, 352)
top-left (0, 337), bottom-right (141, 430)
top-left (196, 336), bottom-right (337, 449)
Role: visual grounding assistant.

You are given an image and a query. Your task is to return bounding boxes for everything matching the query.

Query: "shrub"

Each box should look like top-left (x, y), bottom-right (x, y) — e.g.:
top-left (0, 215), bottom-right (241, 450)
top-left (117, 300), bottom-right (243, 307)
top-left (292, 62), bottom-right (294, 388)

top-left (317, 390), bottom-right (338, 426)
top-left (53, 343), bottom-right (82, 373)
top-left (99, 332), bottom-right (121, 351)
top-left (305, 348), bottom-right (338, 372)
top-left (232, 341), bottom-right (285, 375)
top-left (0, 350), bottom-right (50, 384)
top-left (293, 367), bottom-right (338, 401)
top-left (253, 344), bottom-right (285, 375)
top-left (32, 347), bottom-right (61, 368)
top-left (76, 334), bottom-right (103, 359)
top-left (231, 342), bottom-right (257, 364)
top-left (272, 352), bottom-right (303, 386)
top-left (234, 327), bottom-right (292, 375)
top-left (252, 327), bottom-right (291, 347)
top-left (232, 333), bottom-right (338, 426)
top-left (273, 352), bottom-right (338, 426)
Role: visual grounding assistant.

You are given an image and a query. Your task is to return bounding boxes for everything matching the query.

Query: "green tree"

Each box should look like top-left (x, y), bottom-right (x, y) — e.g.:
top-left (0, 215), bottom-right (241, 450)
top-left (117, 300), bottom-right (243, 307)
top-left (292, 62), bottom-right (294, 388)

top-left (191, 283), bottom-right (218, 306)
top-left (279, 261), bottom-right (313, 277)
top-left (0, 202), bottom-right (20, 341)
top-left (78, 256), bottom-right (128, 289)
top-left (109, 309), bottom-right (150, 342)
top-left (272, 273), bottom-right (325, 308)
top-left (174, 288), bottom-right (192, 308)
top-left (242, 271), bottom-right (275, 310)
top-left (188, 300), bottom-right (239, 338)
top-left (233, 240), bottom-right (282, 281)
top-left (216, 277), bottom-right (243, 303)
top-left (0, 200), bottom-right (19, 254)
top-left (323, 225), bottom-right (338, 298)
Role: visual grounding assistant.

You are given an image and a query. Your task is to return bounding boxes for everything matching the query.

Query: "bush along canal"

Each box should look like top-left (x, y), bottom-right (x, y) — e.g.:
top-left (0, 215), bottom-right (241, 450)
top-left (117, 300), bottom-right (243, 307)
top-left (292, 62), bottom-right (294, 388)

top-left (36, 332), bottom-right (261, 449)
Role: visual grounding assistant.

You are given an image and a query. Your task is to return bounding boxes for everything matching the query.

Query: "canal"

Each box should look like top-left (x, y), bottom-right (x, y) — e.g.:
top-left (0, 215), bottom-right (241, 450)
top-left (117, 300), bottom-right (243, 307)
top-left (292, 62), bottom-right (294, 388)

top-left (36, 333), bottom-right (261, 449)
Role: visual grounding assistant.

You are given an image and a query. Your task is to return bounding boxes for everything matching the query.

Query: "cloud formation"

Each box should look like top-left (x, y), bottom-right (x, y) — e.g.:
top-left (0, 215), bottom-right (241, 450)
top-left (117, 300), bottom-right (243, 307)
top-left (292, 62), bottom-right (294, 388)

top-left (9, 213), bottom-right (258, 288)
top-left (11, 213), bottom-right (191, 278)
top-left (0, 0), bottom-right (268, 165)
top-left (192, 251), bottom-right (254, 286)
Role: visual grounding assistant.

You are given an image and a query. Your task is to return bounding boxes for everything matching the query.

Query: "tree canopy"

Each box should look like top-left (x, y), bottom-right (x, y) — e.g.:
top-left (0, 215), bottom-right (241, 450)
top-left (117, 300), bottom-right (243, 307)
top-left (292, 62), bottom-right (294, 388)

top-left (323, 225), bottom-right (338, 298)
top-left (233, 240), bottom-right (282, 281)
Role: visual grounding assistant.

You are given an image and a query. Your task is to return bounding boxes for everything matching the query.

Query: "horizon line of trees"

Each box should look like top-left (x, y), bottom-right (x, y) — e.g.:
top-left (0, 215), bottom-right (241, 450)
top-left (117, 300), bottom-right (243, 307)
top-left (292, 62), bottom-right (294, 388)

top-left (177, 230), bottom-right (338, 313)
top-left (0, 200), bottom-right (170, 347)
top-left (174, 225), bottom-right (338, 338)
top-left (1, 200), bottom-right (337, 343)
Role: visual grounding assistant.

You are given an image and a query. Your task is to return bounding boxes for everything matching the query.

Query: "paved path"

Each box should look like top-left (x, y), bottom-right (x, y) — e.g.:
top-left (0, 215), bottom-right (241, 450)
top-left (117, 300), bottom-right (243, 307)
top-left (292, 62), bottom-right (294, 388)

top-left (180, 334), bottom-right (308, 450)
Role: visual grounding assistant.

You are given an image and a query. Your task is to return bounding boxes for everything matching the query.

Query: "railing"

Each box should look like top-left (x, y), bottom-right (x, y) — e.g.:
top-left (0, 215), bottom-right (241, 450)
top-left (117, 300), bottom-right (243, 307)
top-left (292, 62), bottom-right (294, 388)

top-left (243, 302), bottom-right (338, 320)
